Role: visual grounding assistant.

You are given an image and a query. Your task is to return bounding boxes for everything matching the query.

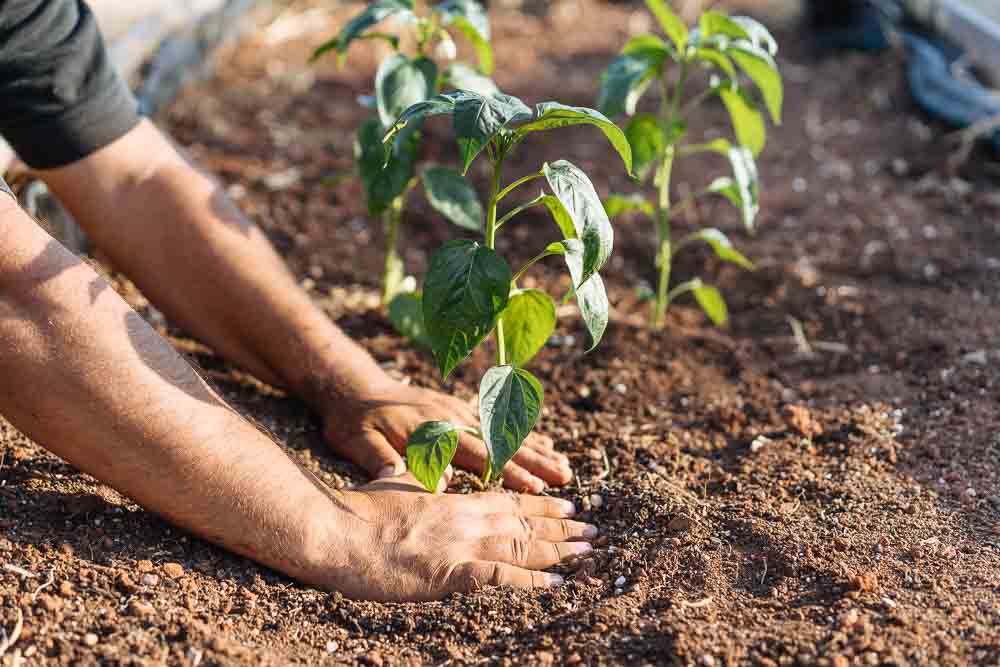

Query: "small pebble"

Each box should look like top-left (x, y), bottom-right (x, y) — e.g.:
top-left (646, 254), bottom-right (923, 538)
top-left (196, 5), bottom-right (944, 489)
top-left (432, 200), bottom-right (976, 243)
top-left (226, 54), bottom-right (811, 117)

top-left (325, 641), bottom-right (339, 653)
top-left (589, 494), bottom-right (604, 509)
top-left (136, 560), bottom-right (155, 573)
top-left (37, 594), bottom-right (64, 612)
top-left (162, 562), bottom-right (185, 579)
top-left (59, 581), bottom-right (76, 598)
top-left (614, 575), bottom-right (626, 587)
top-left (83, 633), bottom-right (99, 647)
top-left (141, 573), bottom-right (160, 587)
top-left (127, 600), bottom-right (155, 619)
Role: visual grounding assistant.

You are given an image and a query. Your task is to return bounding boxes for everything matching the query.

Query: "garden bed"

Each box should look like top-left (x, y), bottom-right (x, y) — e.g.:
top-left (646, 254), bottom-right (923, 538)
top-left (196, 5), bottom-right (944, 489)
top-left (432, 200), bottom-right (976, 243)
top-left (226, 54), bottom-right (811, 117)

top-left (1, 1), bottom-right (999, 664)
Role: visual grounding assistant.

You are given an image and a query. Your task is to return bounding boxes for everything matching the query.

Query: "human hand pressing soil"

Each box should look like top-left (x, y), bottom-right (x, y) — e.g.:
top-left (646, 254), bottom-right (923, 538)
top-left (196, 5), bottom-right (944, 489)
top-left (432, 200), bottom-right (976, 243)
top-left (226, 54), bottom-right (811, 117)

top-left (307, 471), bottom-right (595, 601)
top-left (320, 378), bottom-right (573, 493)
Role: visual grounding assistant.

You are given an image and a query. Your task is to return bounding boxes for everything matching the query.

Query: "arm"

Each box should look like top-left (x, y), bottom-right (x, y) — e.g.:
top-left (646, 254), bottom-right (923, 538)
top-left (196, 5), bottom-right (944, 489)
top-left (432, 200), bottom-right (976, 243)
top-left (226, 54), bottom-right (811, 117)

top-left (0, 197), bottom-right (594, 600)
top-left (38, 120), bottom-right (571, 491)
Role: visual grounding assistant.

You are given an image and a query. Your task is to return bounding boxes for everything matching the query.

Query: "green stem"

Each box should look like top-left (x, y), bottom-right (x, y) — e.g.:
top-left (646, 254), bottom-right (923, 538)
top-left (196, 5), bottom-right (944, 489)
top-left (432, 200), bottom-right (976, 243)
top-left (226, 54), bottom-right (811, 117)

top-left (485, 154), bottom-right (507, 367)
top-left (496, 194), bottom-right (545, 230)
top-left (496, 170), bottom-right (543, 202)
top-left (381, 196), bottom-right (404, 305)
top-left (652, 146), bottom-right (674, 329)
top-left (666, 278), bottom-right (701, 303)
top-left (512, 249), bottom-right (556, 284)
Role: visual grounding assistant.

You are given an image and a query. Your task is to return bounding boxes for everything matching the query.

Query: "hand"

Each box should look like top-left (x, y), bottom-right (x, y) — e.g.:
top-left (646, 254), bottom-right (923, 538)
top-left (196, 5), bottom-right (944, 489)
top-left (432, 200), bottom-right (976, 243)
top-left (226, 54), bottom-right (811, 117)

top-left (310, 471), bottom-right (596, 601)
top-left (321, 378), bottom-right (572, 492)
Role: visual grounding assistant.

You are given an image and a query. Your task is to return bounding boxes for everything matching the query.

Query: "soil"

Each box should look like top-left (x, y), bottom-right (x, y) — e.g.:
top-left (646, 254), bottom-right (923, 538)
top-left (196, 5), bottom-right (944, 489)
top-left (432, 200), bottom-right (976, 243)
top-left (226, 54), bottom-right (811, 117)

top-left (3, 1), bottom-right (1000, 665)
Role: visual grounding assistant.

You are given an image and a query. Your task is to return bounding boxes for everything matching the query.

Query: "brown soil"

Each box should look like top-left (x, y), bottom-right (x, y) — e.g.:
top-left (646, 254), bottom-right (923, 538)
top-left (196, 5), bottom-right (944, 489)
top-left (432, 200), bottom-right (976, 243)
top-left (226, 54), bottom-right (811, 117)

top-left (3, 1), bottom-right (1000, 665)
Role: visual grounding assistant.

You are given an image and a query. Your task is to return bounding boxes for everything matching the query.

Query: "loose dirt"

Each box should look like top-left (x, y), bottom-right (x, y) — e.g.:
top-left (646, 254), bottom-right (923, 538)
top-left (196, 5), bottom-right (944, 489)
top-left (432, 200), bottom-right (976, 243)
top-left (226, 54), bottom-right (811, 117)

top-left (2, 1), bottom-right (999, 664)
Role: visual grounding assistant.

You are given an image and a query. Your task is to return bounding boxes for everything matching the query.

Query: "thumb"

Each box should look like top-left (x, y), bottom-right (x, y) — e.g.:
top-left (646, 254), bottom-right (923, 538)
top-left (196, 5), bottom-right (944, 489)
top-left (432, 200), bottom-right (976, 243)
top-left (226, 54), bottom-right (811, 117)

top-left (335, 428), bottom-right (405, 480)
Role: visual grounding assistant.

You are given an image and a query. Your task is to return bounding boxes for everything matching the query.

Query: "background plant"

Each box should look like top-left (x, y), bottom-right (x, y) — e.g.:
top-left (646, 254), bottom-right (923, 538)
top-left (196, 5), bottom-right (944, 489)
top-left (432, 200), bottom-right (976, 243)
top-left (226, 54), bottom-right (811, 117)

top-left (597, 0), bottom-right (783, 329)
top-left (379, 90), bottom-right (633, 491)
top-left (312, 0), bottom-right (499, 315)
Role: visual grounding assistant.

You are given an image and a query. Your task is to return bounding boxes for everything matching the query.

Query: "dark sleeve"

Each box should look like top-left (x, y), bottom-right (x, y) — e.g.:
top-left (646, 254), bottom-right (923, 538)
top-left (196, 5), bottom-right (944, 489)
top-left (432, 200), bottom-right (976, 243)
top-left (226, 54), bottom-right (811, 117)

top-left (0, 0), bottom-right (142, 169)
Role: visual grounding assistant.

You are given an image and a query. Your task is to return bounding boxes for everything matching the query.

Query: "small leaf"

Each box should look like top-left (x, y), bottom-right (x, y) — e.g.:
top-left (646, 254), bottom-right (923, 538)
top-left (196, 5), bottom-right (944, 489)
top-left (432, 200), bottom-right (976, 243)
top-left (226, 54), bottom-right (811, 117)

top-left (732, 16), bottom-right (778, 55)
top-left (691, 280), bottom-right (729, 325)
top-left (683, 228), bottom-right (753, 269)
top-left (312, 0), bottom-right (414, 61)
top-left (604, 193), bottom-right (655, 221)
top-left (645, 0), bottom-right (688, 51)
top-left (435, 0), bottom-right (493, 73)
top-left (698, 10), bottom-right (750, 43)
top-left (727, 41), bottom-right (783, 123)
top-left (548, 240), bottom-right (610, 350)
top-left (516, 103), bottom-right (633, 176)
top-left (501, 289), bottom-right (556, 367)
top-left (452, 92), bottom-right (533, 173)
top-left (625, 113), bottom-right (664, 180)
top-left (695, 47), bottom-right (735, 78)
top-left (479, 366), bottom-right (543, 474)
top-left (383, 90), bottom-right (470, 143)
top-left (543, 160), bottom-right (614, 283)
top-left (423, 239), bottom-right (512, 378)
top-left (621, 33), bottom-right (675, 65)
top-left (443, 62), bottom-right (499, 97)
top-left (597, 54), bottom-right (658, 118)
top-left (357, 116), bottom-right (418, 215)
top-left (422, 166), bottom-right (483, 231)
top-left (724, 146), bottom-right (759, 231)
top-left (384, 250), bottom-right (406, 303)
top-left (388, 291), bottom-right (430, 346)
top-left (718, 84), bottom-right (765, 156)
top-left (406, 421), bottom-right (459, 492)
top-left (376, 54), bottom-right (438, 127)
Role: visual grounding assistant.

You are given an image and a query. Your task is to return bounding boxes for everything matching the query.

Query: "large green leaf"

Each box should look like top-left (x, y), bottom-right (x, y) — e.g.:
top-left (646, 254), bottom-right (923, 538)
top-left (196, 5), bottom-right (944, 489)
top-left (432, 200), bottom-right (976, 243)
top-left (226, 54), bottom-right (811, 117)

top-left (543, 161), bottom-right (614, 283)
top-left (435, 0), bottom-right (493, 73)
top-left (596, 54), bottom-right (658, 119)
top-left (376, 55), bottom-right (438, 128)
top-left (422, 166), bottom-right (483, 231)
top-left (501, 289), bottom-right (556, 367)
top-left (356, 116), bottom-right (418, 215)
top-left (452, 92), bottom-right (533, 173)
top-left (539, 195), bottom-right (577, 240)
top-left (443, 62), bottom-right (499, 97)
top-left (515, 103), bottom-right (633, 176)
top-left (696, 12), bottom-right (777, 55)
top-left (388, 291), bottom-right (429, 346)
top-left (645, 0), bottom-right (688, 51)
top-left (604, 193), bottom-right (655, 221)
top-left (312, 0), bottom-right (414, 61)
top-left (479, 366), bottom-right (543, 475)
top-left (406, 421), bottom-right (459, 492)
top-left (718, 85), bottom-right (765, 156)
top-left (624, 113), bottom-right (664, 180)
top-left (681, 228), bottom-right (753, 269)
top-left (727, 41), bottom-right (782, 123)
top-left (383, 90), bottom-right (470, 144)
top-left (423, 239), bottom-right (512, 378)
top-left (548, 239), bottom-right (610, 350)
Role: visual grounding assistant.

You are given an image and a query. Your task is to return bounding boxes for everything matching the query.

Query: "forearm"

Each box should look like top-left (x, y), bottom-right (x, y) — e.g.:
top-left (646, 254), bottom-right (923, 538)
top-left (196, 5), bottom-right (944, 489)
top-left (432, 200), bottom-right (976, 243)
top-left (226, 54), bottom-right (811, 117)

top-left (0, 205), bottom-right (345, 581)
top-left (38, 120), bottom-right (386, 408)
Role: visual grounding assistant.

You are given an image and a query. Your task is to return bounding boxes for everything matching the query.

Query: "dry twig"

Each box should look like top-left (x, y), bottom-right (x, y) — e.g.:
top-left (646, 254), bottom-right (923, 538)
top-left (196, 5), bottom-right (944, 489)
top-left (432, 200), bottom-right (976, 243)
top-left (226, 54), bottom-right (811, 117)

top-left (30, 569), bottom-right (54, 602)
top-left (0, 608), bottom-right (23, 657)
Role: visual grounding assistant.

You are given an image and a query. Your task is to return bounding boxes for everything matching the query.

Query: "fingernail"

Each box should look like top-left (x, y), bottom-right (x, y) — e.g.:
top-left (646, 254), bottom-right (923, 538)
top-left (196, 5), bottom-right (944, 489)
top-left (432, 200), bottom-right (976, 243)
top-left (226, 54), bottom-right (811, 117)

top-left (559, 499), bottom-right (577, 516)
top-left (583, 524), bottom-right (599, 539)
top-left (568, 542), bottom-right (593, 555)
top-left (377, 462), bottom-right (404, 478)
top-left (545, 574), bottom-right (565, 586)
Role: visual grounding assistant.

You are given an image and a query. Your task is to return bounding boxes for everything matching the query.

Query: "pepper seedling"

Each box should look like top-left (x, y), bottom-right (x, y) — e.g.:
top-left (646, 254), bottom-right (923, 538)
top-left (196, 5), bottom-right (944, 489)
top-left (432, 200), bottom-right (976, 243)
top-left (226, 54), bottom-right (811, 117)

top-left (597, 0), bottom-right (783, 329)
top-left (380, 90), bottom-right (633, 491)
top-left (312, 0), bottom-right (499, 314)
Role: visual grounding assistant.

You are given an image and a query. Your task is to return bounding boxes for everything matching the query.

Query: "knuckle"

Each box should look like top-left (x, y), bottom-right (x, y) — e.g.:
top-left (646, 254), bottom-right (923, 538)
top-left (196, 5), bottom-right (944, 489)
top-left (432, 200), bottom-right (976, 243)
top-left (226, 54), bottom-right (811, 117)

top-left (509, 538), bottom-right (530, 565)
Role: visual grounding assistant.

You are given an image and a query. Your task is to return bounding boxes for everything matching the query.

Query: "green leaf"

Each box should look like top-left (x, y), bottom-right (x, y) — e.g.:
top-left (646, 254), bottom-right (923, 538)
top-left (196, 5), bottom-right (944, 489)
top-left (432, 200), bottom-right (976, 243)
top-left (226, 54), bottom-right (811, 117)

top-left (624, 113), bottom-right (664, 180)
top-left (383, 90), bottom-right (469, 143)
top-left (384, 250), bottom-right (406, 303)
top-left (452, 92), bottom-right (532, 173)
top-left (596, 54), bottom-right (658, 119)
top-left (423, 239), bottom-right (512, 378)
top-left (388, 291), bottom-right (430, 346)
top-left (732, 16), bottom-right (778, 56)
top-left (357, 116), bottom-right (418, 215)
top-left (682, 228), bottom-right (753, 269)
top-left (548, 239), bottom-right (610, 350)
top-left (691, 280), bottom-right (728, 325)
top-left (718, 84), bottom-right (766, 156)
top-left (479, 366), bottom-right (543, 475)
top-left (723, 146), bottom-right (759, 231)
top-left (539, 195), bottom-right (577, 240)
top-left (312, 0), bottom-right (414, 61)
top-left (604, 193), bottom-right (655, 221)
top-left (727, 41), bottom-right (783, 123)
top-left (443, 62), bottom-right (499, 97)
top-left (435, 0), bottom-right (493, 73)
top-left (543, 161), bottom-right (614, 283)
top-left (376, 55), bottom-right (438, 128)
top-left (694, 47), bottom-right (735, 78)
top-left (516, 103), bottom-right (633, 176)
top-left (422, 166), bottom-right (483, 231)
top-left (698, 10), bottom-right (748, 43)
top-left (406, 421), bottom-right (459, 492)
top-left (501, 289), bottom-right (556, 367)
top-left (645, 0), bottom-right (688, 51)
top-left (621, 33), bottom-right (675, 65)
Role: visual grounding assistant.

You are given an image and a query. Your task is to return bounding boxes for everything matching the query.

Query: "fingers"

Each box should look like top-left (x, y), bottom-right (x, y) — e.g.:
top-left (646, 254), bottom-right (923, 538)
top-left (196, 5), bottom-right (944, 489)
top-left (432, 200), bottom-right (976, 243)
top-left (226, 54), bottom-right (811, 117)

top-left (488, 514), bottom-right (597, 542)
top-left (452, 432), bottom-right (548, 494)
top-left (510, 444), bottom-right (572, 487)
top-left (448, 561), bottom-right (564, 593)
top-left (473, 492), bottom-right (578, 519)
top-left (476, 536), bottom-right (592, 570)
top-left (329, 428), bottom-right (405, 479)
